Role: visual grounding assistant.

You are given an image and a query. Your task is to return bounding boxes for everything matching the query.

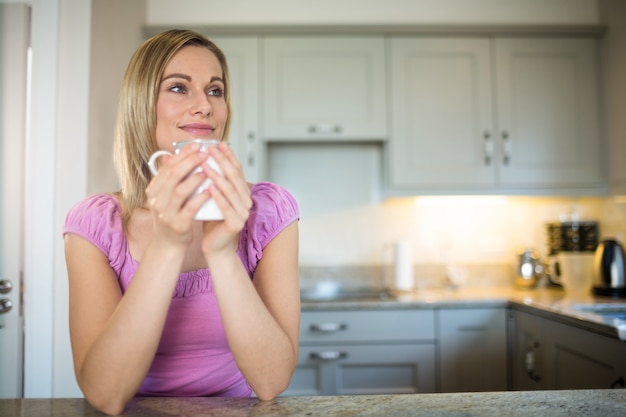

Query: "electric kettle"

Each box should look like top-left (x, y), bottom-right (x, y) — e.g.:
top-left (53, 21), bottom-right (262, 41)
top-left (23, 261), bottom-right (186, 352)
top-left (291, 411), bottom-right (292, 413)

top-left (592, 238), bottom-right (626, 298)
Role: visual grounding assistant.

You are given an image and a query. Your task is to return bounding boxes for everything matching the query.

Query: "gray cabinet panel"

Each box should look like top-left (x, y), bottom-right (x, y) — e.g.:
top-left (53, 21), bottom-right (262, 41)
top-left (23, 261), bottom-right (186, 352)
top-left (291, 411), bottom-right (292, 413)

top-left (438, 308), bottom-right (508, 392)
top-left (542, 318), bottom-right (626, 390)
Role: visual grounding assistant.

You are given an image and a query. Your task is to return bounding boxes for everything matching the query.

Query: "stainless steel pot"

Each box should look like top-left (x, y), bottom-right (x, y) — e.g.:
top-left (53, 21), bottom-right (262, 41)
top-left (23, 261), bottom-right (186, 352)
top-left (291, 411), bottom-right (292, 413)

top-left (592, 238), bottom-right (626, 298)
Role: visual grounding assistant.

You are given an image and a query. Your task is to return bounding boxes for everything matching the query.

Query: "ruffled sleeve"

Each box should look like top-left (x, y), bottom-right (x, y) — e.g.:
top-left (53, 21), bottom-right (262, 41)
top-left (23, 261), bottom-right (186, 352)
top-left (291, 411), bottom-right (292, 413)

top-left (239, 182), bottom-right (299, 277)
top-left (63, 194), bottom-right (128, 274)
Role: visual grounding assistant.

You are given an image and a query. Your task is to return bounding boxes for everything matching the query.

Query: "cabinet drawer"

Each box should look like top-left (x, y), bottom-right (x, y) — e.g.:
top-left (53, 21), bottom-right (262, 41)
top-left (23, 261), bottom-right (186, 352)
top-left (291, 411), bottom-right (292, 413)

top-left (300, 309), bottom-right (434, 343)
top-left (286, 344), bottom-right (436, 395)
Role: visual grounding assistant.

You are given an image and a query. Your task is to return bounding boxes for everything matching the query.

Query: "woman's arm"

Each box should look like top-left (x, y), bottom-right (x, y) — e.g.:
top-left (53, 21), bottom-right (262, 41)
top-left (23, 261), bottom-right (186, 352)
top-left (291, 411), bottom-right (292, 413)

top-left (65, 234), bottom-right (186, 415)
top-left (66, 146), bottom-right (214, 415)
top-left (200, 143), bottom-right (300, 399)
top-left (206, 221), bottom-right (300, 400)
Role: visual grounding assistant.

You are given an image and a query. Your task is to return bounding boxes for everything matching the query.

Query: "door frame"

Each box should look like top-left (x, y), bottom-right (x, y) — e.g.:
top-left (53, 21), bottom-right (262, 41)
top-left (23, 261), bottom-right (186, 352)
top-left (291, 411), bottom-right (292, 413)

top-left (0, 2), bottom-right (28, 399)
top-left (0, 0), bottom-right (89, 397)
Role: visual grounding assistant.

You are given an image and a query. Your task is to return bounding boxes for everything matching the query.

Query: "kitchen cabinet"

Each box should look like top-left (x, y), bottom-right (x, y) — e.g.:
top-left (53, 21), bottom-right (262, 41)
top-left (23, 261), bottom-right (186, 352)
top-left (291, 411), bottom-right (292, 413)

top-left (284, 309), bottom-right (436, 396)
top-left (438, 308), bottom-right (508, 392)
top-left (388, 37), bottom-right (603, 194)
top-left (262, 36), bottom-right (387, 141)
top-left (510, 310), bottom-right (626, 390)
top-left (510, 310), bottom-right (544, 390)
top-left (208, 36), bottom-right (261, 182)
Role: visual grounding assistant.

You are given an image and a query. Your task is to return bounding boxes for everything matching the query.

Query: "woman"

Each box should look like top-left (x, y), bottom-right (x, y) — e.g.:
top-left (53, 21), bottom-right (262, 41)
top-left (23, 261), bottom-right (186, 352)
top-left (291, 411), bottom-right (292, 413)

top-left (63, 29), bottom-right (300, 415)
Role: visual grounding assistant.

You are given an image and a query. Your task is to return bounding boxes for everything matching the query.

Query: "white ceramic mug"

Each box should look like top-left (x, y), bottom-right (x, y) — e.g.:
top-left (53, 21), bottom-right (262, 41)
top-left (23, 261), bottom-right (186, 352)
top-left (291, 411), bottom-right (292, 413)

top-left (148, 139), bottom-right (224, 221)
top-left (558, 252), bottom-right (595, 297)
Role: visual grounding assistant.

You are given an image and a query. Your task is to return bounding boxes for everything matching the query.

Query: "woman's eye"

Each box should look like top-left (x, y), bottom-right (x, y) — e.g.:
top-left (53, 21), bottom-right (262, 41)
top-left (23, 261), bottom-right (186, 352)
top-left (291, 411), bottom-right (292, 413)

top-left (207, 88), bottom-right (224, 97)
top-left (169, 84), bottom-right (187, 94)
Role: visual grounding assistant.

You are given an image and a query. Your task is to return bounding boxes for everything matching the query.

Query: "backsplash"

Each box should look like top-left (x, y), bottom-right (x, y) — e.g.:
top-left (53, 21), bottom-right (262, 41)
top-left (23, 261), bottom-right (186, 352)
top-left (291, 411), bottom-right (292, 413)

top-left (297, 195), bottom-right (626, 289)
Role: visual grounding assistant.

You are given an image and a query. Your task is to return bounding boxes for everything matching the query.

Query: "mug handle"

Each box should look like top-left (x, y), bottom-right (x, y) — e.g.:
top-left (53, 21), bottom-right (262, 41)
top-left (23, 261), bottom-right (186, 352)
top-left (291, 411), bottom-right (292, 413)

top-left (147, 150), bottom-right (173, 176)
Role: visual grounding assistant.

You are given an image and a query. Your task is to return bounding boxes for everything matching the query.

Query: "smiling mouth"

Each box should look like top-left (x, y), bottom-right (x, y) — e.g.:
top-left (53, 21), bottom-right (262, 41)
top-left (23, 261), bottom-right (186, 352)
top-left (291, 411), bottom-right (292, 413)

top-left (180, 125), bottom-right (215, 136)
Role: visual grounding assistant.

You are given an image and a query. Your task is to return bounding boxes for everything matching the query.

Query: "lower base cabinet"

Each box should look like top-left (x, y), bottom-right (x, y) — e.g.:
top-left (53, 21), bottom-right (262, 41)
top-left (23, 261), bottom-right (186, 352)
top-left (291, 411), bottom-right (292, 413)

top-left (511, 310), bottom-right (626, 390)
top-left (284, 309), bottom-right (436, 396)
top-left (438, 308), bottom-right (508, 392)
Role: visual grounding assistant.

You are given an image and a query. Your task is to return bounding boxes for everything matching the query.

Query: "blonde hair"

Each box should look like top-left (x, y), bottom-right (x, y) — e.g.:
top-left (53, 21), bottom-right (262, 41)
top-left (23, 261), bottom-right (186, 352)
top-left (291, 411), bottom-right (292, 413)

top-left (113, 29), bottom-right (232, 226)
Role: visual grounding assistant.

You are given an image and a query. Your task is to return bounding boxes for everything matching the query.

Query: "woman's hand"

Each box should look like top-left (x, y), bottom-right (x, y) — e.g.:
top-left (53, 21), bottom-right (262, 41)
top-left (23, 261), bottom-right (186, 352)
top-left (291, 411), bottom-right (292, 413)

top-left (200, 142), bottom-right (253, 256)
top-left (145, 142), bottom-right (212, 248)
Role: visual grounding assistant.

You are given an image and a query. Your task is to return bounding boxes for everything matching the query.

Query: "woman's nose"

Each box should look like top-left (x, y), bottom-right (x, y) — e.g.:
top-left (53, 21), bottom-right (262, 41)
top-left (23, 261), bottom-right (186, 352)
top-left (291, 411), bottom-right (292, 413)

top-left (190, 91), bottom-right (212, 115)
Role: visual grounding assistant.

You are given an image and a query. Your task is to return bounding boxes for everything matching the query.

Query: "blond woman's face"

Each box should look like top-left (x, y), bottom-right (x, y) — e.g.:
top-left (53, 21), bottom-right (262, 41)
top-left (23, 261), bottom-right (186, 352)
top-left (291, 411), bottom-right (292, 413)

top-left (155, 45), bottom-right (228, 150)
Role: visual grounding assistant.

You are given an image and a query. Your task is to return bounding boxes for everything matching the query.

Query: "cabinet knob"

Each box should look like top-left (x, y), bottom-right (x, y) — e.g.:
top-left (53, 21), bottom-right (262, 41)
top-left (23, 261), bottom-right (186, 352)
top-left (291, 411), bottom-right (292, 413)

top-left (0, 279), bottom-right (12, 294)
top-left (0, 298), bottom-right (13, 314)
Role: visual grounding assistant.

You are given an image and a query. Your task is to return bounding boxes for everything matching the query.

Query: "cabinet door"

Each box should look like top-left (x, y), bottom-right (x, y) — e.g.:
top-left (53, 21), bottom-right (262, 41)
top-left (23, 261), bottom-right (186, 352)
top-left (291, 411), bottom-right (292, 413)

top-left (494, 38), bottom-right (603, 189)
top-left (285, 344), bottom-right (436, 396)
top-left (541, 319), bottom-right (626, 390)
top-left (210, 36), bottom-right (261, 182)
top-left (510, 310), bottom-right (544, 390)
top-left (438, 308), bottom-right (508, 392)
top-left (262, 36), bottom-right (387, 140)
top-left (388, 38), bottom-right (494, 190)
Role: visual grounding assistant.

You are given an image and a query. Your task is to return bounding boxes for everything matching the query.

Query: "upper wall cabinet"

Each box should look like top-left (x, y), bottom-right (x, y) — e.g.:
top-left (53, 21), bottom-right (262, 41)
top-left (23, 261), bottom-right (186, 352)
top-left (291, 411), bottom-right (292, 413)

top-left (262, 36), bottom-right (387, 141)
top-left (388, 37), bottom-right (604, 195)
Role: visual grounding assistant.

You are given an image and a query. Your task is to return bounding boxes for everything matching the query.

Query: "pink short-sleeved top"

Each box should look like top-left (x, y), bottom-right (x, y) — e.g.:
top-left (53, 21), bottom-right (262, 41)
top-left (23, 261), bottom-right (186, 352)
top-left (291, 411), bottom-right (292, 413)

top-left (62, 182), bottom-right (299, 398)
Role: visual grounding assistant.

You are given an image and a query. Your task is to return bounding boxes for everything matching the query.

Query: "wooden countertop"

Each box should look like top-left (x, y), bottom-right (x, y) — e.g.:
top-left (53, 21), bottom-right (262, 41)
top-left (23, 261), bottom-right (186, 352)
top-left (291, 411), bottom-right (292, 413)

top-left (3, 390), bottom-right (626, 416)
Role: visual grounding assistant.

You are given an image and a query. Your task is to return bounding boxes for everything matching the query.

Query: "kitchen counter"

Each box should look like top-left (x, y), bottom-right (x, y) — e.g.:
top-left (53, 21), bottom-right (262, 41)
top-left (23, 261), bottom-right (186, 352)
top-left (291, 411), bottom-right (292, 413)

top-left (301, 286), bottom-right (626, 340)
top-left (2, 390), bottom-right (626, 416)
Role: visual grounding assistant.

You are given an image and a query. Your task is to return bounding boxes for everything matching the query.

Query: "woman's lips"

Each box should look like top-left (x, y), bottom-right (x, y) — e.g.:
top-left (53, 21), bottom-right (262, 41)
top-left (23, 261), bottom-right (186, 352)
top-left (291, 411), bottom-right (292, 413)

top-left (180, 123), bottom-right (215, 136)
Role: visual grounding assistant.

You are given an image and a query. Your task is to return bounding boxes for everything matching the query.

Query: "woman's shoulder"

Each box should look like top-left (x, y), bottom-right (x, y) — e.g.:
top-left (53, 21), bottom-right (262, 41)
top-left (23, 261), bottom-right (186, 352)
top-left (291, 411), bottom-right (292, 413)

top-left (63, 193), bottom-right (124, 241)
top-left (249, 182), bottom-right (299, 217)
top-left (244, 182), bottom-right (299, 245)
top-left (65, 193), bottom-right (122, 220)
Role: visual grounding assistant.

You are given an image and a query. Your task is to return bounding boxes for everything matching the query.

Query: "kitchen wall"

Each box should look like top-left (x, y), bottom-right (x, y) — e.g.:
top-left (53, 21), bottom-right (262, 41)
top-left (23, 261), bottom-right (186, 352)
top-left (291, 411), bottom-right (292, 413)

top-left (87, 0), bottom-right (145, 193)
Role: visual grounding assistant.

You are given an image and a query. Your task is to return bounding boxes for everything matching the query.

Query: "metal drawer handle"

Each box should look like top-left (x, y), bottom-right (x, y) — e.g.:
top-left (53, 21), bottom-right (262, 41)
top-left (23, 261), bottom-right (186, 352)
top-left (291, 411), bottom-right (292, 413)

top-left (483, 131), bottom-right (493, 165)
top-left (525, 342), bottom-right (541, 382)
top-left (310, 351), bottom-right (348, 361)
top-left (309, 323), bottom-right (348, 333)
top-left (502, 130), bottom-right (511, 165)
top-left (307, 124), bottom-right (343, 135)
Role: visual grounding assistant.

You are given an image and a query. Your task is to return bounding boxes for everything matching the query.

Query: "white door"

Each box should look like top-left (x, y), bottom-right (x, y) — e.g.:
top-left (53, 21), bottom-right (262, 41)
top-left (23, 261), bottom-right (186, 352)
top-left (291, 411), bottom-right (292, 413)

top-left (0, 3), bottom-right (29, 399)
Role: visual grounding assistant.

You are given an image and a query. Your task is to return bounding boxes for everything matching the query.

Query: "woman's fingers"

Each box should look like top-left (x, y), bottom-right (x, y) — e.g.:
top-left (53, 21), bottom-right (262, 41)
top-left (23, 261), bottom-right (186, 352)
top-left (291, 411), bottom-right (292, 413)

top-left (205, 144), bottom-right (252, 213)
top-left (146, 144), bottom-right (211, 225)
